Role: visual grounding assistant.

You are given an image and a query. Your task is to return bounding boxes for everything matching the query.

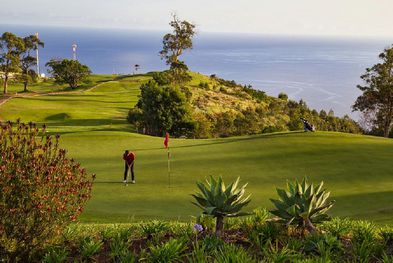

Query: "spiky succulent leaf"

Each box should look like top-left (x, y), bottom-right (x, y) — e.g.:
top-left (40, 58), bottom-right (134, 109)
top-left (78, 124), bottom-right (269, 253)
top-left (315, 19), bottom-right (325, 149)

top-left (270, 178), bottom-right (334, 229)
top-left (191, 176), bottom-right (251, 218)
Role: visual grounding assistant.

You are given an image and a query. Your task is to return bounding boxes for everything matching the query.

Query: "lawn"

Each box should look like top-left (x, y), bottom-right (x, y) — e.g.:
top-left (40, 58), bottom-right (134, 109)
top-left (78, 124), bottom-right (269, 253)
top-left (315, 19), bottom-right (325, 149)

top-left (1, 74), bottom-right (393, 224)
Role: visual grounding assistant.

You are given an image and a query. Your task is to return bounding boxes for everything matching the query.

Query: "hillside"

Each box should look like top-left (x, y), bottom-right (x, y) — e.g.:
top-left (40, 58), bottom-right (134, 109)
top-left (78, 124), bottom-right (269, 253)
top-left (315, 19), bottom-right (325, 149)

top-left (129, 72), bottom-right (360, 138)
top-left (0, 74), bottom-right (392, 224)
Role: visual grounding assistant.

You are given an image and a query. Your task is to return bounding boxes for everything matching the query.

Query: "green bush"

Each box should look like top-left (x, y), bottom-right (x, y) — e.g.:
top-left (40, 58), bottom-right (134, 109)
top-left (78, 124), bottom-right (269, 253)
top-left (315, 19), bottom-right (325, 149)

top-left (42, 247), bottom-right (69, 263)
top-left (146, 238), bottom-right (186, 263)
top-left (109, 234), bottom-right (135, 263)
top-left (270, 178), bottom-right (335, 234)
top-left (141, 220), bottom-right (170, 242)
top-left (79, 237), bottom-right (103, 261)
top-left (321, 217), bottom-right (352, 238)
top-left (0, 121), bottom-right (94, 261)
top-left (152, 71), bottom-right (171, 86)
top-left (46, 59), bottom-right (91, 89)
top-left (351, 221), bottom-right (382, 262)
top-left (304, 234), bottom-right (343, 261)
top-left (262, 242), bottom-right (301, 262)
top-left (213, 243), bottom-right (256, 263)
top-left (248, 221), bottom-right (283, 249)
top-left (128, 80), bottom-right (196, 137)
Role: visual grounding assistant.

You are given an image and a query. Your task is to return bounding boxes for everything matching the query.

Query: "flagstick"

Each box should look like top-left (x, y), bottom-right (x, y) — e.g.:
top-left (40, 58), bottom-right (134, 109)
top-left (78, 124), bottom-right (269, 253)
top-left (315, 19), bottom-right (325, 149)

top-left (167, 147), bottom-right (171, 188)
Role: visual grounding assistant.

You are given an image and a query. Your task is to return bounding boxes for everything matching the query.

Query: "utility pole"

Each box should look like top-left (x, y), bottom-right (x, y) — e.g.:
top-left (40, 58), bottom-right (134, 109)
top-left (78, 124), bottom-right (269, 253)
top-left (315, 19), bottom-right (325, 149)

top-left (72, 43), bottom-right (78, 60)
top-left (35, 32), bottom-right (40, 76)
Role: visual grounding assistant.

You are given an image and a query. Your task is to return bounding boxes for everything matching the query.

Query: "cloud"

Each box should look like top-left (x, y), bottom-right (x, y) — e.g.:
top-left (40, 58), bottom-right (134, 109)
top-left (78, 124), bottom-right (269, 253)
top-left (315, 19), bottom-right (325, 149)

top-left (0, 0), bottom-right (392, 37)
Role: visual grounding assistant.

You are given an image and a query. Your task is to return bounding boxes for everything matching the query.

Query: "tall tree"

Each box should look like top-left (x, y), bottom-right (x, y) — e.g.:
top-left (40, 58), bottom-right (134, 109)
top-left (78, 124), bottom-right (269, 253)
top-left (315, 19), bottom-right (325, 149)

top-left (353, 45), bottom-right (393, 137)
top-left (0, 32), bottom-right (24, 94)
top-left (46, 59), bottom-right (91, 89)
top-left (159, 15), bottom-right (196, 86)
top-left (128, 80), bottom-right (195, 137)
top-left (20, 34), bottom-right (44, 92)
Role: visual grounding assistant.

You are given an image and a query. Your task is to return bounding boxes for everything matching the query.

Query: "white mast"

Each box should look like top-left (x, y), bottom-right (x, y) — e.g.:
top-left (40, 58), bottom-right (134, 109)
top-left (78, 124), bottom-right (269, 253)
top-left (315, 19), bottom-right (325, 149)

top-left (72, 43), bottom-right (78, 60)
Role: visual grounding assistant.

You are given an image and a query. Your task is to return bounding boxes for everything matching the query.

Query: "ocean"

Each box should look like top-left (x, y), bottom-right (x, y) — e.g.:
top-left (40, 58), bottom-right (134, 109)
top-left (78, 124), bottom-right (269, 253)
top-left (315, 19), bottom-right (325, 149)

top-left (2, 24), bottom-right (392, 117)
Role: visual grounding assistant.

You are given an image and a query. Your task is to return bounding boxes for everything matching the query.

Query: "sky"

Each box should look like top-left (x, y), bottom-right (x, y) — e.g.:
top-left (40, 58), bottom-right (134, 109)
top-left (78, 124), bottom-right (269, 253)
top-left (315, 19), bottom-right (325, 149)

top-left (0, 0), bottom-right (392, 38)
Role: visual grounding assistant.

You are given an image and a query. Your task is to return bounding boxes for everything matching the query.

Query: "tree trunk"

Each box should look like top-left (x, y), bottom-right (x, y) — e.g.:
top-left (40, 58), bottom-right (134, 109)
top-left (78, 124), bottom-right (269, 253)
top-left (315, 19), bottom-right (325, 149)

top-left (383, 112), bottom-right (392, 138)
top-left (24, 81), bottom-right (28, 92)
top-left (3, 74), bottom-right (8, 94)
top-left (215, 215), bottom-right (224, 237)
top-left (304, 218), bottom-right (317, 234)
top-left (384, 124), bottom-right (390, 138)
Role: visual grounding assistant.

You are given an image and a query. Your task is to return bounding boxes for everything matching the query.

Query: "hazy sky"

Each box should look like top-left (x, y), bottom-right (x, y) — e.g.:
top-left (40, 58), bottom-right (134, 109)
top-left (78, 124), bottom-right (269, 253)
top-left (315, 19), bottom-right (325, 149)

top-left (1, 0), bottom-right (392, 37)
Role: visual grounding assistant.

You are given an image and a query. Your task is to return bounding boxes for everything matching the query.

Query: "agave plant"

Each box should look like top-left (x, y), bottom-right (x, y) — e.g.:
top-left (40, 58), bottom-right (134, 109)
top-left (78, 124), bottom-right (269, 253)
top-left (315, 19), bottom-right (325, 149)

top-left (270, 178), bottom-right (335, 233)
top-left (191, 176), bottom-right (251, 236)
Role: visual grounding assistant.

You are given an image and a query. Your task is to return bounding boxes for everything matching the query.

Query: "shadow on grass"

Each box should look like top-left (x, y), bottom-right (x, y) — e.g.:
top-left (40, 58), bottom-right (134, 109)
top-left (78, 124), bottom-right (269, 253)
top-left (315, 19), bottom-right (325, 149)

top-left (93, 181), bottom-right (127, 184)
top-left (170, 131), bottom-right (306, 149)
top-left (332, 191), bottom-right (393, 218)
top-left (45, 118), bottom-right (126, 127)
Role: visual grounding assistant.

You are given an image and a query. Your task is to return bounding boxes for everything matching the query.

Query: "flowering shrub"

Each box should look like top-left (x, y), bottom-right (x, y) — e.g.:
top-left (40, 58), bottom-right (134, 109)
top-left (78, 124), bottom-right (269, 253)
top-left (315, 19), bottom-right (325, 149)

top-left (0, 120), bottom-right (94, 261)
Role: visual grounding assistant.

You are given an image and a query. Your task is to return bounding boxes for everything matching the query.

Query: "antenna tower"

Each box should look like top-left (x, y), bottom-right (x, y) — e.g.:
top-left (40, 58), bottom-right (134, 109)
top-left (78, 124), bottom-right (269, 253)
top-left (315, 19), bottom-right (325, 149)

top-left (72, 43), bottom-right (78, 60)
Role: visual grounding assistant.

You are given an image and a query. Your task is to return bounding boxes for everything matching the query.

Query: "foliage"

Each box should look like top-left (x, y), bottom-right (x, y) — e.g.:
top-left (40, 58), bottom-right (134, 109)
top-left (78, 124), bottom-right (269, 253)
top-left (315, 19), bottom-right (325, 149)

top-left (200, 235), bottom-right (225, 252)
top-left (262, 242), bottom-right (301, 262)
top-left (146, 238), bottom-right (186, 263)
top-left (141, 220), bottom-right (170, 242)
top-left (127, 71), bottom-right (361, 138)
top-left (152, 71), bottom-right (171, 85)
top-left (191, 176), bottom-right (251, 236)
top-left (270, 178), bottom-right (335, 234)
top-left (0, 121), bottom-right (94, 261)
top-left (42, 247), bottom-right (69, 263)
top-left (350, 221), bottom-right (383, 262)
top-left (109, 234), bottom-right (132, 262)
top-left (213, 243), bottom-right (256, 263)
top-left (353, 45), bottom-right (393, 137)
top-left (21, 217), bottom-right (393, 262)
top-left (278, 92), bottom-right (289, 101)
top-left (321, 217), bottom-right (352, 238)
top-left (79, 237), bottom-right (103, 260)
top-left (19, 34), bottom-right (44, 92)
top-left (159, 15), bottom-right (195, 86)
top-left (0, 32), bottom-right (25, 94)
top-left (128, 80), bottom-right (196, 137)
top-left (248, 221), bottom-right (283, 249)
top-left (46, 58), bottom-right (91, 89)
top-left (242, 84), bottom-right (267, 102)
top-left (303, 234), bottom-right (343, 261)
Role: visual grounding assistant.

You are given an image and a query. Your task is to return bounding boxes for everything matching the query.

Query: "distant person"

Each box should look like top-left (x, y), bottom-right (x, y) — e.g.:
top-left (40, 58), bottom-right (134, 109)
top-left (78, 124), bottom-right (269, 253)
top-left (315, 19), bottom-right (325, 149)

top-left (300, 118), bottom-right (315, 132)
top-left (123, 150), bottom-right (136, 184)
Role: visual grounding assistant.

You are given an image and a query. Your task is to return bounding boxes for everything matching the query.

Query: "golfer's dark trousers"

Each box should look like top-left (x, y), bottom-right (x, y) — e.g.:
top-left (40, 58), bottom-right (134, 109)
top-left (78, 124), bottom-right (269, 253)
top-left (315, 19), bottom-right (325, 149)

top-left (124, 163), bottom-right (135, 181)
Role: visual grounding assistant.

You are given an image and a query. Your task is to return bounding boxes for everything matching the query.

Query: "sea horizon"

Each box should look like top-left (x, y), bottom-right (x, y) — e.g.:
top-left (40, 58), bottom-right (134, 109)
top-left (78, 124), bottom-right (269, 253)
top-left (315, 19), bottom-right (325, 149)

top-left (2, 24), bottom-right (393, 118)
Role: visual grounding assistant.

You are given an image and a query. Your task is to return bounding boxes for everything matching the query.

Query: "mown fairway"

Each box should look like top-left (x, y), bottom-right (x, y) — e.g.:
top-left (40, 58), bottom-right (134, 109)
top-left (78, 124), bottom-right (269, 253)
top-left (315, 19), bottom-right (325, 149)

top-left (1, 75), bottom-right (393, 224)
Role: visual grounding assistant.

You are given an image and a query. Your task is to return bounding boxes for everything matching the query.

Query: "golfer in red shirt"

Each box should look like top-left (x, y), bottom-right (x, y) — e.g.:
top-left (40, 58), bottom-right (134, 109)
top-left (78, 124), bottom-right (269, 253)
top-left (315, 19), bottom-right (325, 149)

top-left (123, 150), bottom-right (136, 184)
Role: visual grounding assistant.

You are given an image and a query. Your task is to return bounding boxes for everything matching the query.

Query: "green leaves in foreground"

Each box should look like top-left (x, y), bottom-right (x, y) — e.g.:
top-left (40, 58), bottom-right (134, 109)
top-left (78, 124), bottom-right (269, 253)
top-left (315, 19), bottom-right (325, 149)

top-left (191, 176), bottom-right (251, 236)
top-left (270, 178), bottom-right (335, 233)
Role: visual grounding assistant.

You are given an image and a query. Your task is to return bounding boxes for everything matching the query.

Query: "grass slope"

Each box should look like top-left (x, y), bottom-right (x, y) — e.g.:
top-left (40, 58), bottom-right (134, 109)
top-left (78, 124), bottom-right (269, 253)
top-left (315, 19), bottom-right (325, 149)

top-left (1, 74), bottom-right (393, 224)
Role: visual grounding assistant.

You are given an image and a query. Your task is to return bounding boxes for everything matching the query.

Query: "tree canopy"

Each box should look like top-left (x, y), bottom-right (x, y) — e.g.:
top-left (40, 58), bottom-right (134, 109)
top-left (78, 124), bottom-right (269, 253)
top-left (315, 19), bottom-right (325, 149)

top-left (20, 34), bottom-right (44, 92)
top-left (46, 59), bottom-right (91, 89)
top-left (0, 32), bottom-right (25, 94)
top-left (159, 15), bottom-right (196, 86)
top-left (128, 80), bottom-right (195, 137)
top-left (353, 45), bottom-right (393, 137)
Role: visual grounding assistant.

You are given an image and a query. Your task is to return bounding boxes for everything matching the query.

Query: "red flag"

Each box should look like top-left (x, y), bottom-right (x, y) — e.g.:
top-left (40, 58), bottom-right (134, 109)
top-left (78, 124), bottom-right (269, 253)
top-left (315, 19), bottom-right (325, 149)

top-left (164, 132), bottom-right (169, 148)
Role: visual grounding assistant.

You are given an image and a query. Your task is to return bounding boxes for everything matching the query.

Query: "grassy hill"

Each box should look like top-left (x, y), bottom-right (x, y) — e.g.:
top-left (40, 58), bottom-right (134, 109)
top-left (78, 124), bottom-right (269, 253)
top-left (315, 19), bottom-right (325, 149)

top-left (1, 74), bottom-right (393, 224)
